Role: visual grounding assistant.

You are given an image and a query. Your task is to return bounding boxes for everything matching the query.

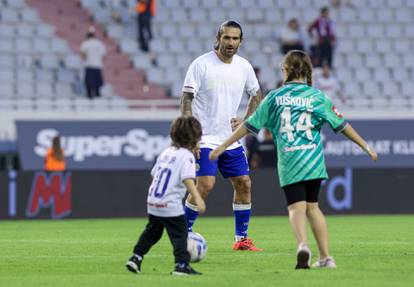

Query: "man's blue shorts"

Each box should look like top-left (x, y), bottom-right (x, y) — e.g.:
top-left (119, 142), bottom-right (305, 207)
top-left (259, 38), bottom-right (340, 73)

top-left (196, 146), bottom-right (249, 178)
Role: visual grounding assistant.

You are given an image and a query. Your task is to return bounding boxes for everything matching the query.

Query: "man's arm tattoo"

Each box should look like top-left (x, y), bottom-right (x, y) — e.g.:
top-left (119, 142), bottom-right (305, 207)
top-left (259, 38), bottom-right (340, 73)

top-left (244, 89), bottom-right (263, 120)
top-left (180, 92), bottom-right (194, 116)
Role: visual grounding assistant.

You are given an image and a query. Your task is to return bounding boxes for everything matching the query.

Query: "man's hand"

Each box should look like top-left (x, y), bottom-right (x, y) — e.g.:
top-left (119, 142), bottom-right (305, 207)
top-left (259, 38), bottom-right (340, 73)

top-left (195, 197), bottom-right (206, 214)
top-left (231, 118), bottom-right (243, 131)
top-left (194, 142), bottom-right (201, 160)
top-left (209, 146), bottom-right (225, 161)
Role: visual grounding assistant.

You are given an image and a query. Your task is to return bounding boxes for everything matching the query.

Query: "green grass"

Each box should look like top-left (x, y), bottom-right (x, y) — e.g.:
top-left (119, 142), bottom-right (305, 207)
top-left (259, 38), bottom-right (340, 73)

top-left (0, 216), bottom-right (413, 287)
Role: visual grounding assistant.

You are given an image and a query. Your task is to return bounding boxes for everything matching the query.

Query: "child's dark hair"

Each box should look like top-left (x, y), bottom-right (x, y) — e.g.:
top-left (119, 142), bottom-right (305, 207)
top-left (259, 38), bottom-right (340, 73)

top-left (283, 50), bottom-right (313, 86)
top-left (170, 116), bottom-right (202, 150)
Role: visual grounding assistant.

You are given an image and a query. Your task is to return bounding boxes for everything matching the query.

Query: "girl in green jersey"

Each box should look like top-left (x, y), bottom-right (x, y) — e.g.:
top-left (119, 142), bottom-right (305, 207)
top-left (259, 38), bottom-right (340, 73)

top-left (210, 50), bottom-right (377, 269)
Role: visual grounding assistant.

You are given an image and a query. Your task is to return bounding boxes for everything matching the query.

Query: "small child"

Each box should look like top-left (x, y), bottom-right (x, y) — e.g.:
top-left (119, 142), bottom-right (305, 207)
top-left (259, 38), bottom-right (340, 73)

top-left (126, 116), bottom-right (206, 276)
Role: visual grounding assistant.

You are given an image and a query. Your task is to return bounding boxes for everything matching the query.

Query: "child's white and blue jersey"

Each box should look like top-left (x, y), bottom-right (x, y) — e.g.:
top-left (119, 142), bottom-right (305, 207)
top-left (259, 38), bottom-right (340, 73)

top-left (182, 51), bottom-right (260, 177)
top-left (147, 147), bottom-right (196, 217)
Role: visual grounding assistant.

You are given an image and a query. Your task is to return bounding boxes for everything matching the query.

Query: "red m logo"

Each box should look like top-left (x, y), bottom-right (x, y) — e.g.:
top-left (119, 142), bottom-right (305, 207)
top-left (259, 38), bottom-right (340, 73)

top-left (26, 172), bottom-right (72, 219)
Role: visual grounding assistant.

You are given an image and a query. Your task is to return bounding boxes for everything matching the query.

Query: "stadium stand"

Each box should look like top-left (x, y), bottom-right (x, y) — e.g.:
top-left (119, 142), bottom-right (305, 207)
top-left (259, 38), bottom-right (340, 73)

top-left (0, 0), bottom-right (169, 111)
top-left (80, 0), bottom-right (414, 109)
top-left (1, 0), bottom-right (413, 111)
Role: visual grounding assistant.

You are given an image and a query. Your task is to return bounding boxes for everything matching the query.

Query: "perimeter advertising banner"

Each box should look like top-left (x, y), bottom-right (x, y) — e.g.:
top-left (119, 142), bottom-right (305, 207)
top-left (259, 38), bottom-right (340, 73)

top-left (16, 120), bottom-right (414, 170)
top-left (0, 169), bottom-right (413, 219)
top-left (16, 121), bottom-right (171, 170)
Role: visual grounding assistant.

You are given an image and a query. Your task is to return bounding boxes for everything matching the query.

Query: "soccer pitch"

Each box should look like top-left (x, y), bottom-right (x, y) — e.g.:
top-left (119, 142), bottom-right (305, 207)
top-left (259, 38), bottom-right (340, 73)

top-left (0, 216), bottom-right (413, 287)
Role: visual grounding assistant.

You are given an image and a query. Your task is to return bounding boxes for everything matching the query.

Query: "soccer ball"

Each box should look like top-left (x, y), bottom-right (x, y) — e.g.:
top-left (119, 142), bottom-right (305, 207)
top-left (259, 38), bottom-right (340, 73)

top-left (187, 232), bottom-right (207, 262)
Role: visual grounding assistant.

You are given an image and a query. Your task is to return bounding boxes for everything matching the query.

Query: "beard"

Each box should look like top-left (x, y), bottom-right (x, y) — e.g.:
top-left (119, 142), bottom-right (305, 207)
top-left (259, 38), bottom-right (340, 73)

top-left (219, 44), bottom-right (238, 58)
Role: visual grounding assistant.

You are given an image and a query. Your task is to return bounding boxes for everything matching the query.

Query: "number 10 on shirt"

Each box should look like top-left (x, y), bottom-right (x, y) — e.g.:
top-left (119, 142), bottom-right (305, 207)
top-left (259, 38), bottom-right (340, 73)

top-left (149, 168), bottom-right (172, 199)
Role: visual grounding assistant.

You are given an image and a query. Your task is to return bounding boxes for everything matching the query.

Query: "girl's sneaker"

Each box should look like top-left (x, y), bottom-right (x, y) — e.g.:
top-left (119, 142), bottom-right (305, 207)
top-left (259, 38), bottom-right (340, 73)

top-left (312, 256), bottom-right (337, 269)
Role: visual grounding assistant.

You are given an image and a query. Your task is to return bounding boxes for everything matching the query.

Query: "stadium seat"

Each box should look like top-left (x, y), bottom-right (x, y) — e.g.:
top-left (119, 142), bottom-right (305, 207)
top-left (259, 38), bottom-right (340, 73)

top-left (0, 40), bottom-right (14, 53)
top-left (0, 83), bottom-right (14, 97)
top-left (343, 81), bottom-right (361, 97)
top-left (358, 10), bottom-right (375, 23)
top-left (373, 69), bottom-right (391, 83)
top-left (394, 9), bottom-right (411, 23)
top-left (337, 40), bottom-right (354, 54)
top-left (375, 40), bottom-right (392, 53)
top-left (54, 98), bottom-right (74, 110)
top-left (366, 24), bottom-right (384, 38)
top-left (171, 9), bottom-right (187, 23)
top-left (176, 54), bottom-right (193, 69)
top-left (7, 0), bottom-right (25, 8)
top-left (363, 82), bottom-right (381, 97)
top-left (36, 82), bottom-right (54, 97)
top-left (376, 9), bottom-right (393, 22)
top-left (401, 82), bottom-right (414, 98)
top-left (158, 54), bottom-right (175, 68)
top-left (182, 0), bottom-right (199, 8)
top-left (365, 55), bottom-right (382, 68)
top-left (179, 25), bottom-right (196, 38)
top-left (346, 54), bottom-right (363, 68)
top-left (0, 70), bottom-right (13, 83)
top-left (384, 55), bottom-right (401, 68)
top-left (1, 9), bottom-right (19, 23)
top-left (402, 55), bottom-right (414, 69)
top-left (189, 10), bottom-right (208, 23)
top-left (51, 39), bottom-right (70, 54)
top-left (207, 8), bottom-right (226, 23)
top-left (355, 69), bottom-right (371, 83)
top-left (339, 9), bottom-right (357, 23)
top-left (0, 56), bottom-right (14, 68)
top-left (16, 70), bottom-right (34, 82)
top-left (0, 24), bottom-right (14, 37)
top-left (35, 24), bottom-right (55, 38)
top-left (20, 9), bottom-right (40, 23)
top-left (133, 54), bottom-right (152, 70)
top-left (55, 83), bottom-right (75, 98)
top-left (383, 82), bottom-right (400, 98)
top-left (146, 68), bottom-right (165, 84)
top-left (387, 0), bottom-right (404, 8)
top-left (16, 84), bottom-right (34, 98)
top-left (393, 41), bottom-right (411, 53)
top-left (16, 39), bottom-right (32, 53)
top-left (35, 98), bottom-right (55, 109)
top-left (348, 24), bottom-right (365, 39)
top-left (356, 40), bottom-right (374, 54)
top-left (0, 98), bottom-right (15, 109)
top-left (385, 25), bottom-right (402, 38)
top-left (16, 25), bottom-right (34, 38)
top-left (392, 68), bottom-right (410, 83)
top-left (41, 55), bottom-right (60, 69)
top-left (33, 39), bottom-right (50, 53)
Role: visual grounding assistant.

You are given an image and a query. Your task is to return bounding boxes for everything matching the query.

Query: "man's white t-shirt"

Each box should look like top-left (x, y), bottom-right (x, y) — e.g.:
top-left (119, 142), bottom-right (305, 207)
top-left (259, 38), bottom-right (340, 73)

top-left (147, 146), bottom-right (196, 217)
top-left (80, 38), bottom-right (106, 68)
top-left (182, 51), bottom-right (260, 150)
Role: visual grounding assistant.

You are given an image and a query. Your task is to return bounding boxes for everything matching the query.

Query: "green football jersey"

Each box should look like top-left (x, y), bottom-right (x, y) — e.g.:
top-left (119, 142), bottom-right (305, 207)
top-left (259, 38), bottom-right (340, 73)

top-left (245, 82), bottom-right (347, 187)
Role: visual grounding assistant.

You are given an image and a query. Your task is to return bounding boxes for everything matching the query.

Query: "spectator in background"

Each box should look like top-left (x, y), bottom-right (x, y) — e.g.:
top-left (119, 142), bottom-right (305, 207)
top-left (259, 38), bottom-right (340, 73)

top-left (279, 18), bottom-right (305, 54)
top-left (80, 26), bottom-right (106, 99)
top-left (136, 0), bottom-right (156, 53)
top-left (308, 7), bottom-right (336, 68)
top-left (44, 135), bottom-right (66, 172)
top-left (245, 129), bottom-right (276, 169)
top-left (244, 79), bottom-right (281, 169)
top-left (314, 63), bottom-right (345, 103)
